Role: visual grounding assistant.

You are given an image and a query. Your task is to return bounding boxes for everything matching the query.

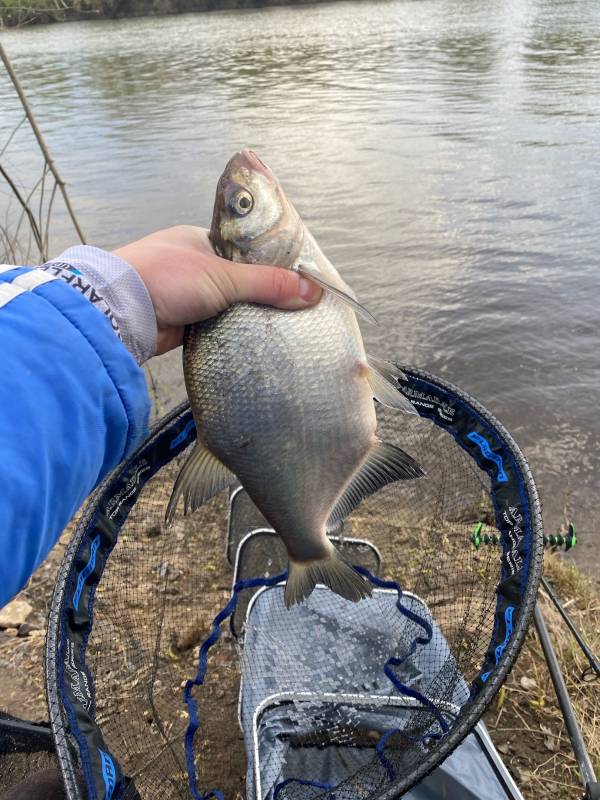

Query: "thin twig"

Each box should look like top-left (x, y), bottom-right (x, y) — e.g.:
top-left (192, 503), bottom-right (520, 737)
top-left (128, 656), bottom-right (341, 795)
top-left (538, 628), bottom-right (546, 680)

top-left (145, 363), bottom-right (166, 417)
top-left (37, 162), bottom-right (47, 260)
top-left (0, 161), bottom-right (44, 253)
top-left (0, 114), bottom-right (27, 157)
top-left (11, 171), bottom-right (46, 258)
top-left (44, 179), bottom-right (58, 256)
top-left (0, 224), bottom-right (17, 263)
top-left (0, 41), bottom-right (86, 245)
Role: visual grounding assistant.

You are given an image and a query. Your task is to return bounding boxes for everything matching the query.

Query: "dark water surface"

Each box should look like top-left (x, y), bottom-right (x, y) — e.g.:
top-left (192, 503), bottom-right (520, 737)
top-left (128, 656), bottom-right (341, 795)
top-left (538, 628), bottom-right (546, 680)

top-left (2, 0), bottom-right (599, 577)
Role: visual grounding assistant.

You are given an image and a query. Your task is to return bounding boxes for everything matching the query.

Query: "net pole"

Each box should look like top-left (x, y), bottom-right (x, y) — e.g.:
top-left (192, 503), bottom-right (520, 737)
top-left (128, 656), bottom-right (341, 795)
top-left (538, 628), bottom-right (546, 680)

top-left (540, 576), bottom-right (600, 680)
top-left (533, 604), bottom-right (600, 799)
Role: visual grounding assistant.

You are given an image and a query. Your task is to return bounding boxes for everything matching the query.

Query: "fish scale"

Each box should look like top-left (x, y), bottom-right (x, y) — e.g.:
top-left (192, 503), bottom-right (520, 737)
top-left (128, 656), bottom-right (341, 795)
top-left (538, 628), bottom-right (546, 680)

top-left (185, 294), bottom-right (373, 542)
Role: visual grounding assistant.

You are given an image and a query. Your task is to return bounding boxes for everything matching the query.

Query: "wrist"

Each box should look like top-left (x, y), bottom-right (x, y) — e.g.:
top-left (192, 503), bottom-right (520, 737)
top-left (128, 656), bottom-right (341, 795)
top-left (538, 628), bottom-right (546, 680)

top-left (42, 245), bottom-right (158, 364)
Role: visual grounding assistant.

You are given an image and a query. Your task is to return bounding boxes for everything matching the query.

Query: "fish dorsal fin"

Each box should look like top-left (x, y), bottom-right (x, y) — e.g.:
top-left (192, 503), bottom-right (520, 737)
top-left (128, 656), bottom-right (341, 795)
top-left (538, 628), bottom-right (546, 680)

top-left (165, 442), bottom-right (237, 526)
top-left (365, 354), bottom-right (417, 414)
top-left (296, 260), bottom-right (378, 325)
top-left (326, 440), bottom-right (425, 531)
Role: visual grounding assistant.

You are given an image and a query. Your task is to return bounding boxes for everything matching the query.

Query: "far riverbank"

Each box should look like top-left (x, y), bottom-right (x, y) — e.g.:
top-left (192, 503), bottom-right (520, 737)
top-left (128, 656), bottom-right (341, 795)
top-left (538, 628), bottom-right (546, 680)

top-left (1, 0), bottom-right (353, 28)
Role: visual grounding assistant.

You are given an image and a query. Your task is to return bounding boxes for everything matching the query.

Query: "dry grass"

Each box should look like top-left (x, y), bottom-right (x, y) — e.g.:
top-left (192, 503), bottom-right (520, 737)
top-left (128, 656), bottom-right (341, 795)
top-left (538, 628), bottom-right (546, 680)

top-left (485, 552), bottom-right (600, 799)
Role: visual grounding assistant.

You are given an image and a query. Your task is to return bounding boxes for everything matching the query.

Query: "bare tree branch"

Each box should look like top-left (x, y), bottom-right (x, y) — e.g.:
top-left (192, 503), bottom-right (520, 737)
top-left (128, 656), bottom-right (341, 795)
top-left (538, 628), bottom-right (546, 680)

top-left (38, 162), bottom-right (47, 246)
top-left (0, 114), bottom-right (27, 157)
top-left (0, 224), bottom-right (17, 264)
top-left (11, 171), bottom-right (46, 259)
top-left (0, 41), bottom-right (86, 246)
top-left (44, 179), bottom-right (58, 256)
top-left (0, 161), bottom-right (44, 256)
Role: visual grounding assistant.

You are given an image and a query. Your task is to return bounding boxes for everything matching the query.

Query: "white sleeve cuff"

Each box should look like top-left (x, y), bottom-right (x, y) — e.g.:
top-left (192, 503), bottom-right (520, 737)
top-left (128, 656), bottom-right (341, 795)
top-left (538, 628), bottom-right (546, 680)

top-left (44, 245), bottom-right (158, 364)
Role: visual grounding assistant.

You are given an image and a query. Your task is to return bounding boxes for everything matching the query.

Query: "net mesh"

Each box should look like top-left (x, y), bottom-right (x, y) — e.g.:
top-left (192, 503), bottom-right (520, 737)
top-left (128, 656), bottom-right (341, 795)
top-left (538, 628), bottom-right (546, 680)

top-left (77, 401), bottom-right (511, 800)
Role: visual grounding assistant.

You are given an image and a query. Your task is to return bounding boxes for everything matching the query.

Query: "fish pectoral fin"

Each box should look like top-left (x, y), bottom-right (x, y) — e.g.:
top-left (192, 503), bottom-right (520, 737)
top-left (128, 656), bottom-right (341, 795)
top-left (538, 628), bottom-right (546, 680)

top-left (285, 553), bottom-right (372, 607)
top-left (367, 354), bottom-right (408, 383)
top-left (165, 443), bottom-right (237, 526)
top-left (366, 354), bottom-right (417, 414)
top-left (296, 261), bottom-right (378, 325)
top-left (326, 440), bottom-right (426, 531)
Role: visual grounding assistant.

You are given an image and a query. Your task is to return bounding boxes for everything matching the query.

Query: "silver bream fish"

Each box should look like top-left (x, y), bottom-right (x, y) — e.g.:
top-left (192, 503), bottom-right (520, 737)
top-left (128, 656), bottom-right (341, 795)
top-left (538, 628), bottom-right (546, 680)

top-left (166, 149), bottom-right (424, 607)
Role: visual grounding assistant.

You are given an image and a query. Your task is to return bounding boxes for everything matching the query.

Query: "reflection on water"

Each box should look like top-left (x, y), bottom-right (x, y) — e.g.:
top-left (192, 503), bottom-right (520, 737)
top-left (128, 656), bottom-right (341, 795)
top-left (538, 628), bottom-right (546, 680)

top-left (1, 0), bottom-right (599, 576)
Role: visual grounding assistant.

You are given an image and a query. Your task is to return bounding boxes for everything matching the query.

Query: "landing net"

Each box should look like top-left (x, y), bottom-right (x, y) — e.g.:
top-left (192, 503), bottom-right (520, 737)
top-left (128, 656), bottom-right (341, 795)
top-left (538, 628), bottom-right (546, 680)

top-left (45, 365), bottom-right (543, 800)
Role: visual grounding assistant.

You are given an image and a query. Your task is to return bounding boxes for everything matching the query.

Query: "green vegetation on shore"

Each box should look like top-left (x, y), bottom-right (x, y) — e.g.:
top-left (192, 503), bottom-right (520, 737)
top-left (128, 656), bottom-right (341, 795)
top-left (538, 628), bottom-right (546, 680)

top-left (0, 0), bottom-right (335, 28)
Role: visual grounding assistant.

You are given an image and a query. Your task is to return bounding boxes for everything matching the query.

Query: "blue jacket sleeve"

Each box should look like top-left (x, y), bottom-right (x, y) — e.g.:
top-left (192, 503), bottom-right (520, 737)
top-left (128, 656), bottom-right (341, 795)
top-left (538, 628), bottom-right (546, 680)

top-left (0, 266), bottom-right (151, 606)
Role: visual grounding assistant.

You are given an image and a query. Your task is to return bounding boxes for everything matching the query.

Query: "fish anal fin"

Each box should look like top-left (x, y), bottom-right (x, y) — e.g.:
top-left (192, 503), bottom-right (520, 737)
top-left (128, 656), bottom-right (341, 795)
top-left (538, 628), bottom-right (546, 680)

top-left (285, 552), bottom-right (372, 607)
top-left (296, 261), bottom-right (378, 325)
top-left (326, 440), bottom-right (426, 530)
top-left (165, 443), bottom-right (237, 526)
top-left (365, 354), bottom-right (416, 414)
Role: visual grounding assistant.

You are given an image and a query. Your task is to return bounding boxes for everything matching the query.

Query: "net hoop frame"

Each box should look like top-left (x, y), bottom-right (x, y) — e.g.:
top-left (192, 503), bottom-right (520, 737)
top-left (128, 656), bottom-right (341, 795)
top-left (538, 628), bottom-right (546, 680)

top-left (44, 365), bottom-right (544, 800)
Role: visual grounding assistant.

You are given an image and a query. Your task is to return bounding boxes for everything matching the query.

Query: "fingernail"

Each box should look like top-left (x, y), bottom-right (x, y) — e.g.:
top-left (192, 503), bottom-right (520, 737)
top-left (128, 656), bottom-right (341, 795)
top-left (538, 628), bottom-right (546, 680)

top-left (299, 277), bottom-right (321, 303)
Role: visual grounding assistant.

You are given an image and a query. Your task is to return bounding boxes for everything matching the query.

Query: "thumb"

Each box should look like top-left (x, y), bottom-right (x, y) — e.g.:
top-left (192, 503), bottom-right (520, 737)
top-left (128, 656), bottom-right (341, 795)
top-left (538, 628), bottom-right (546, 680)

top-left (218, 261), bottom-right (322, 309)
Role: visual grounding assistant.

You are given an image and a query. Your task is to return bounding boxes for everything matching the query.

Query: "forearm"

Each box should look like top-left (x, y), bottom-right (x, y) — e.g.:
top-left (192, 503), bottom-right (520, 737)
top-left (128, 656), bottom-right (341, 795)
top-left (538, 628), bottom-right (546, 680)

top-left (0, 260), bottom-right (151, 605)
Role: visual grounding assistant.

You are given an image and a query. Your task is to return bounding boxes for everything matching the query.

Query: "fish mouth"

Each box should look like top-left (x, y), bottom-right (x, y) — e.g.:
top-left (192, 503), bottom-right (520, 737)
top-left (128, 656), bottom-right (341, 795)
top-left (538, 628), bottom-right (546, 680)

top-left (215, 239), bottom-right (243, 262)
top-left (227, 148), bottom-right (271, 176)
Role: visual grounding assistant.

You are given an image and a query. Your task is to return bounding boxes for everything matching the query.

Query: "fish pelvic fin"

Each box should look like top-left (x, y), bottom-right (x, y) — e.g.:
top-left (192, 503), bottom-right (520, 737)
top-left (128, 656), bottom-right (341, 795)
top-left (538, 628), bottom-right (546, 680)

top-left (284, 552), bottom-right (372, 608)
top-left (366, 354), bottom-right (417, 414)
top-left (165, 443), bottom-right (237, 526)
top-left (326, 440), bottom-right (426, 531)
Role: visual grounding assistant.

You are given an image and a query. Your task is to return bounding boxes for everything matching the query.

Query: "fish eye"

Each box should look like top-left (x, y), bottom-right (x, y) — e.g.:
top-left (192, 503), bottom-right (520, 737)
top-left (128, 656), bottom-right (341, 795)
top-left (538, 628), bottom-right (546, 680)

top-left (230, 190), bottom-right (254, 216)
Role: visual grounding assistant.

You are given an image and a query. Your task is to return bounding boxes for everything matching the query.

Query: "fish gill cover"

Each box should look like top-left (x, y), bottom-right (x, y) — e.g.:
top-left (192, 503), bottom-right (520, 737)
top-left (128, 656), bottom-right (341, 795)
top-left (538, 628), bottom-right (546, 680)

top-left (45, 367), bottom-right (543, 800)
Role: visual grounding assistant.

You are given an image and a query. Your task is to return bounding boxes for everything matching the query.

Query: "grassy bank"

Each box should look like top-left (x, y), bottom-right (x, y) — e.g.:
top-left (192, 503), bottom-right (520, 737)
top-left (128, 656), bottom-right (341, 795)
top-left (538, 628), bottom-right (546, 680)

top-left (0, 0), bottom-right (340, 28)
top-left (483, 552), bottom-right (600, 798)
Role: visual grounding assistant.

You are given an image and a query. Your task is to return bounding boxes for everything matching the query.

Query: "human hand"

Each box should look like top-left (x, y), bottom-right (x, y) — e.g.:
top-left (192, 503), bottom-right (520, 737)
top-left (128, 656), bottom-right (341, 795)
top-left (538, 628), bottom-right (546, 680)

top-left (113, 225), bottom-right (322, 356)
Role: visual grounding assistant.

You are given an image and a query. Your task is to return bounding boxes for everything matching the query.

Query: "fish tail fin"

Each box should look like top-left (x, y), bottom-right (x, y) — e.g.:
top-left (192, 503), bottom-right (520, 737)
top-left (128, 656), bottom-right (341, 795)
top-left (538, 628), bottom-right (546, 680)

top-left (284, 551), bottom-right (372, 608)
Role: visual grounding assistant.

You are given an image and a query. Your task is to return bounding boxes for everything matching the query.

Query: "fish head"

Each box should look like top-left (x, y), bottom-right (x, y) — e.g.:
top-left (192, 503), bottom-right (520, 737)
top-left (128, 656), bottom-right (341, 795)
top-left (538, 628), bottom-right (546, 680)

top-left (210, 149), bottom-right (304, 267)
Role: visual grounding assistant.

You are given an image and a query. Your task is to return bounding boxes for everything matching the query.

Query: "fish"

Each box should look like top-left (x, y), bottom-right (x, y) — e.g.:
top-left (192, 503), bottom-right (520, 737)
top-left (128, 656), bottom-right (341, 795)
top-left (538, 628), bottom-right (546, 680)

top-left (166, 149), bottom-right (424, 607)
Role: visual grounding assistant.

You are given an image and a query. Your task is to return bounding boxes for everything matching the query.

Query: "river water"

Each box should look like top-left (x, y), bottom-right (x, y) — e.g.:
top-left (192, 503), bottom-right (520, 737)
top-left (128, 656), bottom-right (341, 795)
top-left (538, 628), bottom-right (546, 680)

top-left (2, 0), bottom-right (599, 578)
